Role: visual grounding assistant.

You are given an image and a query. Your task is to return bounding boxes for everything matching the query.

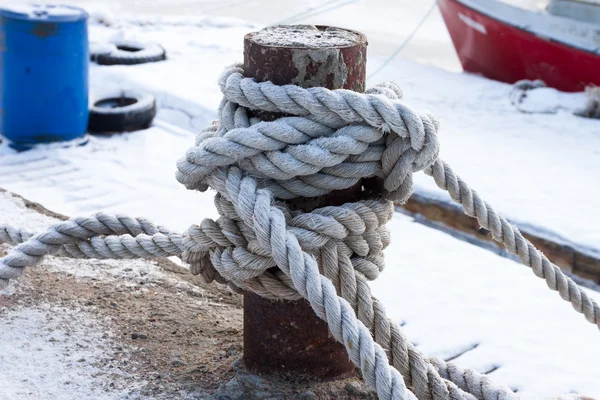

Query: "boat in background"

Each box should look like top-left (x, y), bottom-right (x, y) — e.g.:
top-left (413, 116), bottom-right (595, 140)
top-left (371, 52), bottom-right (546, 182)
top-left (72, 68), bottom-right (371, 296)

top-left (438, 0), bottom-right (600, 92)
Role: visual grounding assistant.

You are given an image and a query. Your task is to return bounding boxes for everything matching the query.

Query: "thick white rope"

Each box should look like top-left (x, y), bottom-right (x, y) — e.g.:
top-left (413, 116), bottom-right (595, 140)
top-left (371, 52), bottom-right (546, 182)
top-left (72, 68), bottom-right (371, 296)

top-left (1, 65), bottom-right (596, 399)
top-left (426, 159), bottom-right (600, 328)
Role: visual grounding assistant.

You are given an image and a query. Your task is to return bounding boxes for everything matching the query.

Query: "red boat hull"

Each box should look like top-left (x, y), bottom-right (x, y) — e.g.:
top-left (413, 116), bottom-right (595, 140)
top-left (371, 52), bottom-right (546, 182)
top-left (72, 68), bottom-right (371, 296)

top-left (439, 0), bottom-right (600, 92)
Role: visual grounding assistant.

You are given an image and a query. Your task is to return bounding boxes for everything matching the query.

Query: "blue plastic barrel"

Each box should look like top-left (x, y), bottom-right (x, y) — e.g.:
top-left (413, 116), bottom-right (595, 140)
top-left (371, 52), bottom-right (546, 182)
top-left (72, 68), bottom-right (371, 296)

top-left (0, 4), bottom-right (89, 148)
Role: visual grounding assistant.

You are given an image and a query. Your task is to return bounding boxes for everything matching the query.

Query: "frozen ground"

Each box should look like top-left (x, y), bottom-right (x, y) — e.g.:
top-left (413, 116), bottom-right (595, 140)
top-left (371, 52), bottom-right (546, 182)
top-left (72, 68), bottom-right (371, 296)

top-left (1, 4), bottom-right (600, 400)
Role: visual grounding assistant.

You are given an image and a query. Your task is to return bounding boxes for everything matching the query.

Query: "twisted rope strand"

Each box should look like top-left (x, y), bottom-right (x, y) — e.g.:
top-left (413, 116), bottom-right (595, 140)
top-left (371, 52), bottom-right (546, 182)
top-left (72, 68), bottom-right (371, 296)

top-left (425, 159), bottom-right (600, 329)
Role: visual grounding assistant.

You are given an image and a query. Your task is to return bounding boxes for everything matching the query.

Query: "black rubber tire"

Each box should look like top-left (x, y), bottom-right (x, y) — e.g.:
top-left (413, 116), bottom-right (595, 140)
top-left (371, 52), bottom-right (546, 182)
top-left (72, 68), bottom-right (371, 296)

top-left (93, 40), bottom-right (166, 66)
top-left (88, 91), bottom-right (156, 134)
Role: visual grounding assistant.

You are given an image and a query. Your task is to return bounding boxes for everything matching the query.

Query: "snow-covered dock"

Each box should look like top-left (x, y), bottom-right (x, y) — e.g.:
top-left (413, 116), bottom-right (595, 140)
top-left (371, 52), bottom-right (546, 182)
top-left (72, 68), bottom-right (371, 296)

top-left (1, 8), bottom-right (599, 400)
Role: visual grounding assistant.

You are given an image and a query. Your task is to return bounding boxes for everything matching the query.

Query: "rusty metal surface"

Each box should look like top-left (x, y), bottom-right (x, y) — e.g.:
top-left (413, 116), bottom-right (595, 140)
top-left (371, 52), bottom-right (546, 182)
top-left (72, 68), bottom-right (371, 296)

top-left (243, 292), bottom-right (356, 380)
top-left (244, 25), bottom-right (367, 91)
top-left (242, 25), bottom-right (367, 380)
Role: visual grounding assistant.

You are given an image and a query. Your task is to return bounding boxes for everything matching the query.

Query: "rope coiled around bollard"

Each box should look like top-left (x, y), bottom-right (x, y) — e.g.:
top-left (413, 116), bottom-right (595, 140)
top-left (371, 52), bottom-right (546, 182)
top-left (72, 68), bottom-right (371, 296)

top-left (1, 64), bottom-right (598, 400)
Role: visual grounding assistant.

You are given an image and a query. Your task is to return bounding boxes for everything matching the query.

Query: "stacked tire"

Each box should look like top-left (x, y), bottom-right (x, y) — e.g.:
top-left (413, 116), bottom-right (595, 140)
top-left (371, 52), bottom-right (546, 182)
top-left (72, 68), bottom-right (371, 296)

top-left (88, 91), bottom-right (156, 134)
top-left (90, 40), bottom-right (166, 66)
top-left (89, 39), bottom-right (164, 133)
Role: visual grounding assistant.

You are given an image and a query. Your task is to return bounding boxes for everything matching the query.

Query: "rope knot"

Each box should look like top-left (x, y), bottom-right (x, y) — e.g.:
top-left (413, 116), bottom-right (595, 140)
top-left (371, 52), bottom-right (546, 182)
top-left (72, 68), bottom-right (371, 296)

top-left (180, 192), bottom-right (395, 300)
top-left (177, 65), bottom-right (440, 203)
top-left (172, 64), bottom-right (442, 297)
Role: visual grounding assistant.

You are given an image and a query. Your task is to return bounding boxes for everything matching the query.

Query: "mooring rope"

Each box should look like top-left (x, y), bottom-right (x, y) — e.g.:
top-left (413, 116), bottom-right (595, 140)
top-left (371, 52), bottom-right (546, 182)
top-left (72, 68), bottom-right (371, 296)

top-left (1, 64), bottom-right (597, 400)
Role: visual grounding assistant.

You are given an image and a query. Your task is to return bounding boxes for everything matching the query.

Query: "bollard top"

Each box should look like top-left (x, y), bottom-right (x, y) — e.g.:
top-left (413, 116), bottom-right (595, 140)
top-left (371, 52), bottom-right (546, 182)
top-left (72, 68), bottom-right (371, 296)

top-left (0, 3), bottom-right (88, 22)
top-left (247, 25), bottom-right (366, 49)
top-left (244, 24), bottom-right (367, 92)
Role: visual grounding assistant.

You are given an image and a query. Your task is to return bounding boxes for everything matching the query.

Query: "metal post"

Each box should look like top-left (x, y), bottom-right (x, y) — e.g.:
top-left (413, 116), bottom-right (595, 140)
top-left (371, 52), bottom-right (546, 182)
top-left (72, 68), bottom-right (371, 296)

top-left (242, 25), bottom-right (368, 380)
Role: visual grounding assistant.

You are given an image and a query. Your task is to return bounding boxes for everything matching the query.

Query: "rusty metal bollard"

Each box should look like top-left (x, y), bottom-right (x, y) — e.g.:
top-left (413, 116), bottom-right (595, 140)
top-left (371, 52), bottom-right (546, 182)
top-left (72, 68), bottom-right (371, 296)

top-left (242, 24), bottom-right (368, 381)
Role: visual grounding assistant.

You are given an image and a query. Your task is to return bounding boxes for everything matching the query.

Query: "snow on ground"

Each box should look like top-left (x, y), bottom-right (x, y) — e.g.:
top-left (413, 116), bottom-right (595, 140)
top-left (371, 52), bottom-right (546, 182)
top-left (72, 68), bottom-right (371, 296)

top-left (376, 214), bottom-right (600, 399)
top-left (0, 193), bottom-right (140, 398)
top-left (0, 190), bottom-right (206, 293)
top-left (0, 15), bottom-right (242, 231)
top-left (0, 123), bottom-right (215, 232)
top-left (370, 60), bottom-right (600, 258)
top-left (86, 10), bottom-right (255, 123)
top-left (0, 191), bottom-right (58, 233)
top-left (0, 306), bottom-right (136, 400)
top-left (1, 192), bottom-right (238, 400)
top-left (1, 6), bottom-right (600, 400)
top-left (510, 86), bottom-right (589, 114)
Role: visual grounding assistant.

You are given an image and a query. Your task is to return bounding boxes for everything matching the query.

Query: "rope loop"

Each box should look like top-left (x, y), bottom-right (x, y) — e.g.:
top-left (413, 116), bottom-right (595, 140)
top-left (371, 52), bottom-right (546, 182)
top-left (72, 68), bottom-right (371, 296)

top-left (177, 64), bottom-right (441, 203)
